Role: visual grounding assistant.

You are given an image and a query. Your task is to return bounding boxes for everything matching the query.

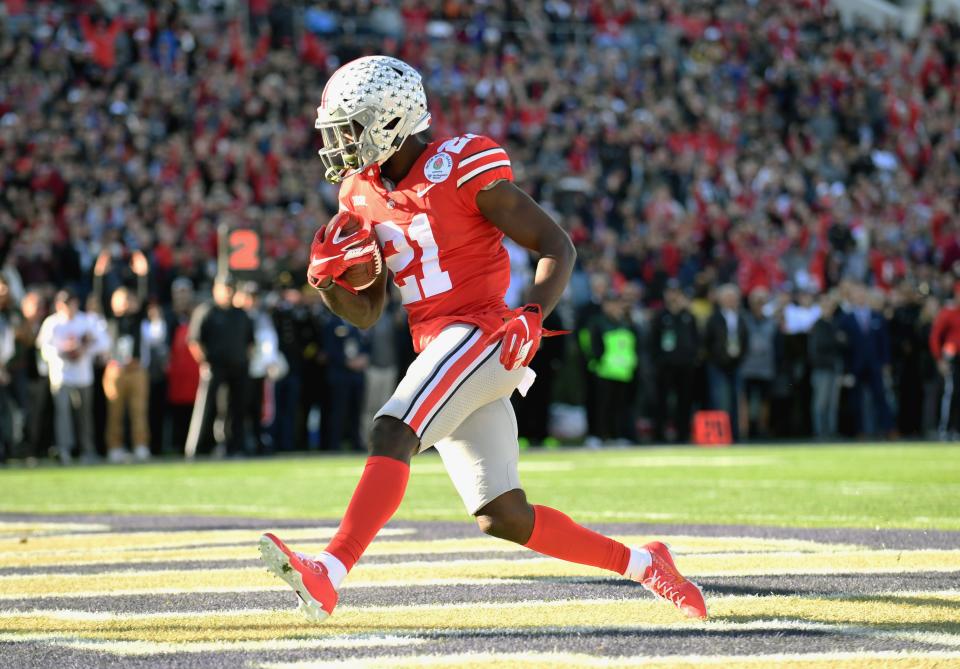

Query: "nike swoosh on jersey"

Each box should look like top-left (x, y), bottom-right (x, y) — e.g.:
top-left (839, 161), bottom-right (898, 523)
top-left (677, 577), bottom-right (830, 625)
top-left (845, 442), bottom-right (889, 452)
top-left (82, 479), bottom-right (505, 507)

top-left (416, 183), bottom-right (438, 198)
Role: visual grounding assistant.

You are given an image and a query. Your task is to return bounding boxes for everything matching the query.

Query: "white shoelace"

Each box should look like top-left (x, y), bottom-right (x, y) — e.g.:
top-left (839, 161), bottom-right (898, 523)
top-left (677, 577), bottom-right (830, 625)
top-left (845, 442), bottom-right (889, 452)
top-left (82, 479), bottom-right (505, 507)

top-left (645, 571), bottom-right (687, 607)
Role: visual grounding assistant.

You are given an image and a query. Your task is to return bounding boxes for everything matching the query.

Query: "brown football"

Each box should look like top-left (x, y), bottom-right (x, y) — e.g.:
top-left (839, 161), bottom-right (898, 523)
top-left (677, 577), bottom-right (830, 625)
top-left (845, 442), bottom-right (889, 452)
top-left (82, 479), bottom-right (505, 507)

top-left (332, 212), bottom-right (382, 290)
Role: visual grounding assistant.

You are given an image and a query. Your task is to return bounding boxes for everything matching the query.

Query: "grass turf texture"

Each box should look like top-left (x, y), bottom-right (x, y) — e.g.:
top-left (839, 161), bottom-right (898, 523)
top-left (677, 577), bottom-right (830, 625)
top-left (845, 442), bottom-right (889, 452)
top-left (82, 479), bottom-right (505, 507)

top-left (1, 444), bottom-right (958, 529)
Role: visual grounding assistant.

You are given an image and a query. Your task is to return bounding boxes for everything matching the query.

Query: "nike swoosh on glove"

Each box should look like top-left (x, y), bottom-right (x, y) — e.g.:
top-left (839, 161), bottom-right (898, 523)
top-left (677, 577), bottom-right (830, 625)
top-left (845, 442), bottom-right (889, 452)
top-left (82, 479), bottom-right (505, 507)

top-left (485, 304), bottom-right (570, 371)
top-left (307, 211), bottom-right (383, 294)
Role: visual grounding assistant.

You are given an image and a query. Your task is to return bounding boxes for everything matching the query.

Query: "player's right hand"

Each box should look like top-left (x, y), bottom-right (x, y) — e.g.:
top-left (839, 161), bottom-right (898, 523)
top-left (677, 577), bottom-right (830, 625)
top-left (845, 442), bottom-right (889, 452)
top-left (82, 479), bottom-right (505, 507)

top-left (307, 211), bottom-right (381, 292)
top-left (485, 304), bottom-right (560, 371)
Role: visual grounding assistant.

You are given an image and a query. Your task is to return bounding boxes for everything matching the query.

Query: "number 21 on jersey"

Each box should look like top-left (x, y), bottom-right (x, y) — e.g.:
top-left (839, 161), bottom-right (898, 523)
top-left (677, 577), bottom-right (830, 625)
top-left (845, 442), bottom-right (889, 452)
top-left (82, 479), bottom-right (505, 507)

top-left (377, 213), bottom-right (452, 305)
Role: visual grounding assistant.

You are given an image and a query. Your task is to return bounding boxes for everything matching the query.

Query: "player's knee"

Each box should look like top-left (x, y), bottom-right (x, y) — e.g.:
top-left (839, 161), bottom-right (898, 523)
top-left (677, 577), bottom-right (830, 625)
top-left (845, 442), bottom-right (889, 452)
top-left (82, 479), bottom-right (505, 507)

top-left (475, 508), bottom-right (533, 544)
top-left (368, 416), bottom-right (419, 463)
top-left (475, 492), bottom-right (535, 544)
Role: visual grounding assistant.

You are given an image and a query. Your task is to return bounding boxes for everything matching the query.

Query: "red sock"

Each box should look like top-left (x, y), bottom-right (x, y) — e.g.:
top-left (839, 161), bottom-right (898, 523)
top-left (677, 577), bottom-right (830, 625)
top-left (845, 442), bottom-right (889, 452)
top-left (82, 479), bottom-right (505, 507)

top-left (324, 456), bottom-right (410, 571)
top-left (523, 505), bottom-right (630, 574)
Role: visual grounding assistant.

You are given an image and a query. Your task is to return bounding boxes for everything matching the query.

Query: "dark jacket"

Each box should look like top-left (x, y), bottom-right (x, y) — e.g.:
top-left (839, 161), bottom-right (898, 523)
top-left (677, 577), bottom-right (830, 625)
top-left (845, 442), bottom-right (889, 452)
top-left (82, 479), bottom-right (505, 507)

top-left (650, 307), bottom-right (699, 368)
top-left (704, 308), bottom-right (749, 371)
top-left (187, 302), bottom-right (254, 368)
top-left (323, 318), bottom-right (371, 378)
top-left (808, 316), bottom-right (845, 371)
top-left (838, 308), bottom-right (890, 374)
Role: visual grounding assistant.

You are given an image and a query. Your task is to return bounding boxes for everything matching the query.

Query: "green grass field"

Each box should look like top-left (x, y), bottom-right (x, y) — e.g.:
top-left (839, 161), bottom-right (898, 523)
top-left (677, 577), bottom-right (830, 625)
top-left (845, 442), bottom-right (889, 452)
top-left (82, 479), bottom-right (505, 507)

top-left (2, 443), bottom-right (958, 529)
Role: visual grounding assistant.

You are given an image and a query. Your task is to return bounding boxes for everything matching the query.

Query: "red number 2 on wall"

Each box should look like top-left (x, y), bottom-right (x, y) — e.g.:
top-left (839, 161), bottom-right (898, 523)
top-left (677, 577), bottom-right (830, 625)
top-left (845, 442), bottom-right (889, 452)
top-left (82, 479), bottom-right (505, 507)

top-left (228, 229), bottom-right (260, 271)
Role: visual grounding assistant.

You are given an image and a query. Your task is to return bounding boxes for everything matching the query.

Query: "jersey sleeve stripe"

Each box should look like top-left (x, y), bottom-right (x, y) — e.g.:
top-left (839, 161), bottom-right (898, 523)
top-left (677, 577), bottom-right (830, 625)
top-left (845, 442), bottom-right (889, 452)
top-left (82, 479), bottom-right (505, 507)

top-left (456, 160), bottom-right (512, 188)
top-left (458, 147), bottom-right (507, 168)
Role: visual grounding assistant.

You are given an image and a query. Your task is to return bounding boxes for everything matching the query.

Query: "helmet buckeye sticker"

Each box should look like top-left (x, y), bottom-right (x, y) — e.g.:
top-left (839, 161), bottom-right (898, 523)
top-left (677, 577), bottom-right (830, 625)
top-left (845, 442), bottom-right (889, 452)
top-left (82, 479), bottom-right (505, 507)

top-left (424, 152), bottom-right (453, 183)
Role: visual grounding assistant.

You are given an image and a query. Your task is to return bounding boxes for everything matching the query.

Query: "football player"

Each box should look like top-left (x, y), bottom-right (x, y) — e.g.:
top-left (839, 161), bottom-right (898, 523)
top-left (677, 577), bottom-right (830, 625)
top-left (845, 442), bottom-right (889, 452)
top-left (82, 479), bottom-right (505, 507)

top-left (259, 56), bottom-right (707, 621)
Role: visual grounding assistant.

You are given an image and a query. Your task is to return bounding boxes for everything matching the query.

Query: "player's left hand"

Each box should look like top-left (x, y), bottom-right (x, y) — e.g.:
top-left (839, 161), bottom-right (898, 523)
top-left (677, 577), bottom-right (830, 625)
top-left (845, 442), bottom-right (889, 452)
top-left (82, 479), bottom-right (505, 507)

top-left (307, 211), bottom-right (381, 293)
top-left (485, 303), bottom-right (567, 371)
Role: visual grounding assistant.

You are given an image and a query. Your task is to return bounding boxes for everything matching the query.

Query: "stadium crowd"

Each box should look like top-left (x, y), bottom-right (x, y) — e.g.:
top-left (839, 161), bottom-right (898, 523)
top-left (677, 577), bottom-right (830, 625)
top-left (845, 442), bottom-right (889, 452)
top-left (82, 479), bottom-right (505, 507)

top-left (1, 0), bottom-right (960, 463)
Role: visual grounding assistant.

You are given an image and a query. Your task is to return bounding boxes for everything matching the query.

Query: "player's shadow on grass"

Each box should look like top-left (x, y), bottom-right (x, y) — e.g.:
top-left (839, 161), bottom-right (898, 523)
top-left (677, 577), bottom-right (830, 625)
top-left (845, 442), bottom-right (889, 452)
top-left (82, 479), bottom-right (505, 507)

top-left (708, 591), bottom-right (960, 615)
top-left (696, 583), bottom-right (806, 597)
top-left (518, 577), bottom-right (808, 599)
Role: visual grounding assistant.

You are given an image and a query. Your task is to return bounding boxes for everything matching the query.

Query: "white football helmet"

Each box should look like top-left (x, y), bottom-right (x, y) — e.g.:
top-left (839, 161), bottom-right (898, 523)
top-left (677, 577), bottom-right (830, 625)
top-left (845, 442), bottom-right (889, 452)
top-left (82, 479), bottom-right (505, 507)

top-left (315, 56), bottom-right (431, 184)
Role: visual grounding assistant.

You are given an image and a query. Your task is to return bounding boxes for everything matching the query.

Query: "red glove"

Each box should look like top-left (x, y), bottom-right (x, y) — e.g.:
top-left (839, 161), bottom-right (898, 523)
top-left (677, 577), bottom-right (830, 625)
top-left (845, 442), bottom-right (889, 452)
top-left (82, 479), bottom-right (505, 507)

top-left (485, 304), bottom-right (569, 371)
top-left (307, 211), bottom-right (382, 293)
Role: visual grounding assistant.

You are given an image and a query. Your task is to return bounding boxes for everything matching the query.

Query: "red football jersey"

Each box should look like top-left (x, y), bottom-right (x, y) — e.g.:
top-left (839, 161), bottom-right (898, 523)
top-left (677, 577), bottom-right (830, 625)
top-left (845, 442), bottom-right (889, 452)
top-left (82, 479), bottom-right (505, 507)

top-left (337, 134), bottom-right (515, 352)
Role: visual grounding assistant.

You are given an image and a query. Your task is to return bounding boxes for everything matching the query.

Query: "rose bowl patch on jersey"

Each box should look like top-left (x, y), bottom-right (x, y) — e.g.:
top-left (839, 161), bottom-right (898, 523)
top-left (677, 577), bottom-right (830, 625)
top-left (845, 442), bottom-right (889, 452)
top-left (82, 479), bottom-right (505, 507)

top-left (424, 152), bottom-right (453, 183)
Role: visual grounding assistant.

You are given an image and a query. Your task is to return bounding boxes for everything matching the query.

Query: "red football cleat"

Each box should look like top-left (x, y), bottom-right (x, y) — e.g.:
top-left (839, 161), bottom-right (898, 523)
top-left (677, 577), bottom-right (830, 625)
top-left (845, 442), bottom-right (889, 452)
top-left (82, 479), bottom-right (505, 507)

top-left (639, 541), bottom-right (708, 619)
top-left (259, 533), bottom-right (338, 622)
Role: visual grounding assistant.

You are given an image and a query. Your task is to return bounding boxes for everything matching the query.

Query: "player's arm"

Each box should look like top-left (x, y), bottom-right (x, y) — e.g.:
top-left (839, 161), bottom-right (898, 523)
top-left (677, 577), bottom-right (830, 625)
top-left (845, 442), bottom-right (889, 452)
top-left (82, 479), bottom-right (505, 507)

top-left (477, 181), bottom-right (575, 318)
top-left (316, 271), bottom-right (387, 330)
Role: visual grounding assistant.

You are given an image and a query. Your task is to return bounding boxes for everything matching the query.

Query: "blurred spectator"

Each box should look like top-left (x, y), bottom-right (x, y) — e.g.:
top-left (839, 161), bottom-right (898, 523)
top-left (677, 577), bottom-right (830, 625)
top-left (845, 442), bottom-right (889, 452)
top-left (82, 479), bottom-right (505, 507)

top-left (142, 301), bottom-right (169, 455)
top-left (650, 281), bottom-right (699, 443)
top-left (298, 290), bottom-right (331, 450)
top-left (362, 297), bottom-right (400, 430)
top-left (585, 291), bottom-right (642, 443)
top-left (271, 285), bottom-right (310, 452)
top-left (0, 283), bottom-right (13, 463)
top-left (236, 282), bottom-right (284, 455)
top-left (917, 297), bottom-right (942, 438)
top-left (809, 293), bottom-right (845, 440)
top-left (185, 275), bottom-right (253, 458)
top-left (37, 290), bottom-right (110, 464)
top-left (839, 283), bottom-right (893, 437)
top-left (165, 278), bottom-right (200, 451)
top-left (889, 283), bottom-right (927, 437)
top-left (740, 287), bottom-right (777, 439)
top-left (504, 238), bottom-right (533, 309)
top-left (3, 2), bottom-right (960, 450)
top-left (322, 316), bottom-right (369, 452)
top-left (12, 291), bottom-right (50, 462)
top-left (776, 288), bottom-right (817, 437)
top-left (93, 250), bottom-right (151, 463)
top-left (783, 289), bottom-right (822, 335)
top-left (704, 285), bottom-right (749, 441)
top-left (930, 284), bottom-right (960, 439)
top-left (576, 272), bottom-right (610, 444)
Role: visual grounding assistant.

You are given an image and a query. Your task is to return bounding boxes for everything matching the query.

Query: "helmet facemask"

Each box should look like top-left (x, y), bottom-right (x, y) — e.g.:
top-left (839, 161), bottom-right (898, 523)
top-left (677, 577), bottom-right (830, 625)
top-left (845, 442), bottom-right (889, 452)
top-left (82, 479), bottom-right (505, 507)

top-left (315, 108), bottom-right (382, 184)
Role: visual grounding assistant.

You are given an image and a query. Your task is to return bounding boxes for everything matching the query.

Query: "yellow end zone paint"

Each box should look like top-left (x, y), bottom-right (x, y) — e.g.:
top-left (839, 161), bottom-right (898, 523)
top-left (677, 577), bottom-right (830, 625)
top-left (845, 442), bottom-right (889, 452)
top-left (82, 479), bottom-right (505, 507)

top-left (0, 527), bottom-right (414, 555)
top-left (1, 593), bottom-right (958, 642)
top-left (2, 549), bottom-right (959, 599)
top-left (0, 522), bottom-right (112, 537)
top-left (0, 533), bottom-right (865, 569)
